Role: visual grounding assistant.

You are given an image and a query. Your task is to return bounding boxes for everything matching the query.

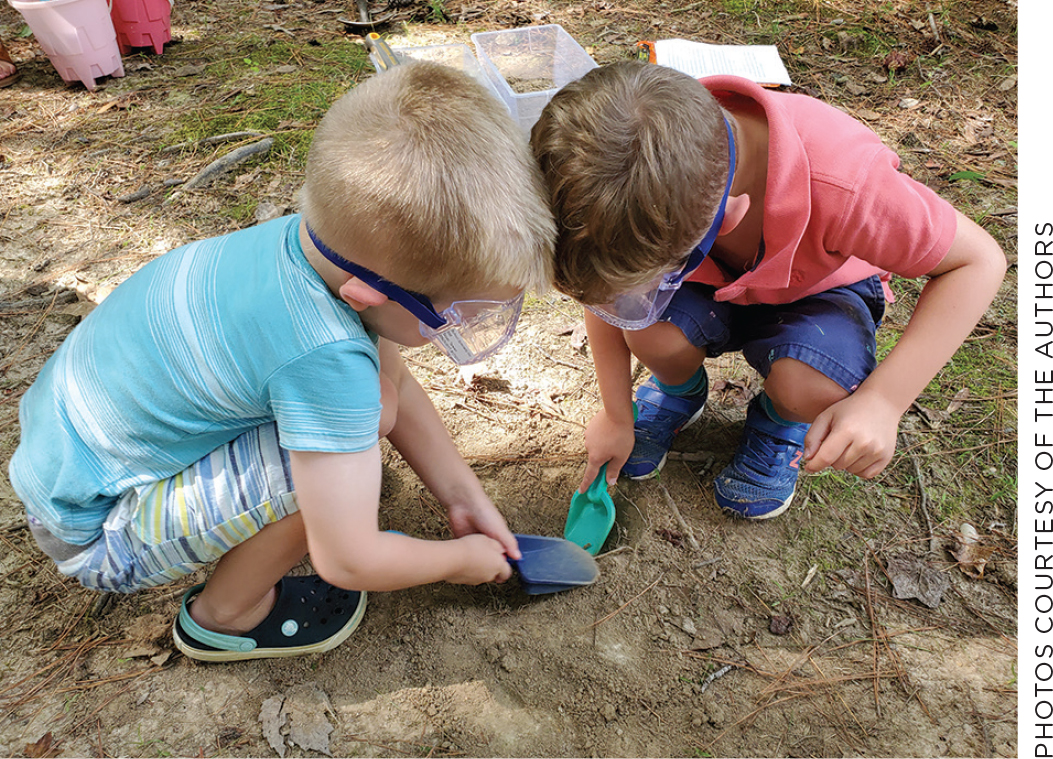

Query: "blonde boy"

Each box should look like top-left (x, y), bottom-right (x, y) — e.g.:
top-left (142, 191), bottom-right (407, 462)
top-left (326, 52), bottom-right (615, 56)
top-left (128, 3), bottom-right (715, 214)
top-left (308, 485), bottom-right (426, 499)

top-left (10, 62), bottom-right (554, 660)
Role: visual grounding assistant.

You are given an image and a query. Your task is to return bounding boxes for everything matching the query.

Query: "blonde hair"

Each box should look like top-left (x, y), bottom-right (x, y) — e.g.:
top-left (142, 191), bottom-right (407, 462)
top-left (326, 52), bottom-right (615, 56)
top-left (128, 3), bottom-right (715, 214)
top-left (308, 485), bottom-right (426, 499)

top-left (531, 61), bottom-right (730, 305)
top-left (301, 61), bottom-right (554, 297)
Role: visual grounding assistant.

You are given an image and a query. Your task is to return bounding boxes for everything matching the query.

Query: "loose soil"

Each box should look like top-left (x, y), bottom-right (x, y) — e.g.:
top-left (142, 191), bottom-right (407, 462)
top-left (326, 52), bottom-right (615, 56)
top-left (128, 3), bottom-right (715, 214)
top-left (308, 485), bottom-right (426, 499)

top-left (0, 1), bottom-right (1018, 757)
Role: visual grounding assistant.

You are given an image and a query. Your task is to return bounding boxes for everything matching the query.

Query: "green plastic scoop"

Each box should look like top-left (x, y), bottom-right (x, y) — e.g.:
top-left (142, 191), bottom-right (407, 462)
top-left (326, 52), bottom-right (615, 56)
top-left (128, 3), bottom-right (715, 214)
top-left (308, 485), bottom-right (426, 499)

top-left (564, 463), bottom-right (616, 555)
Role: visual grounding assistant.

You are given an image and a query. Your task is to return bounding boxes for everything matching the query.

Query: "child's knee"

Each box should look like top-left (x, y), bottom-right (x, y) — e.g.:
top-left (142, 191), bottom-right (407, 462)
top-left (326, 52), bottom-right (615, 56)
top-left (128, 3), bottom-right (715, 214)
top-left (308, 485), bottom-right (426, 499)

top-left (624, 321), bottom-right (706, 374)
top-left (764, 358), bottom-right (848, 422)
top-left (379, 372), bottom-right (398, 438)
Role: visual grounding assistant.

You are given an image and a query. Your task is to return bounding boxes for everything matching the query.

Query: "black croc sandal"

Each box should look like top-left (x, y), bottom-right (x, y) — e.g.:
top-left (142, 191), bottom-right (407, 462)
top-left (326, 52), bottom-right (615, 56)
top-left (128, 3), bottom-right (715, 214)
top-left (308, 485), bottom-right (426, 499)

top-left (173, 575), bottom-right (366, 662)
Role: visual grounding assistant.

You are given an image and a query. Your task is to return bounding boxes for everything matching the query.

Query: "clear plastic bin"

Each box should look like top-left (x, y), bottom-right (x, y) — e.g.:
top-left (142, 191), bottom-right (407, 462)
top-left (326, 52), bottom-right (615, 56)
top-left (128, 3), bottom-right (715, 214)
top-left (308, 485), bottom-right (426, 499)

top-left (471, 25), bottom-right (598, 132)
top-left (375, 43), bottom-right (501, 102)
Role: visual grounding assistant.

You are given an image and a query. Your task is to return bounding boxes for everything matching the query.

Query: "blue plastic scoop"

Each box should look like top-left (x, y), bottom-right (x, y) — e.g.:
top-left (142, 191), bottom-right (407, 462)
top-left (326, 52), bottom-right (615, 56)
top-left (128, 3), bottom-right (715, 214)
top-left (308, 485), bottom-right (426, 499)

top-left (509, 534), bottom-right (599, 595)
top-left (563, 463), bottom-right (616, 556)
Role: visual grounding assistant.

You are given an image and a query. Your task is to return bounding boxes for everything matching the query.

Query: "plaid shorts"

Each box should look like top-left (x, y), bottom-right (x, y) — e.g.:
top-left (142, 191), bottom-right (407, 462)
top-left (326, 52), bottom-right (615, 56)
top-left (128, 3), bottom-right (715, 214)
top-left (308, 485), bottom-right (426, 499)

top-left (28, 423), bottom-right (299, 593)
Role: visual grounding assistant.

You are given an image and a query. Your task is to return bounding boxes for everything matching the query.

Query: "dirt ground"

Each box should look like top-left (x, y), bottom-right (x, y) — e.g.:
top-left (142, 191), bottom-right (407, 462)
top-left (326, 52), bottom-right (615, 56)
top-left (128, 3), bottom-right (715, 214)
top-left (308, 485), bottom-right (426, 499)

top-left (0, 0), bottom-right (1018, 757)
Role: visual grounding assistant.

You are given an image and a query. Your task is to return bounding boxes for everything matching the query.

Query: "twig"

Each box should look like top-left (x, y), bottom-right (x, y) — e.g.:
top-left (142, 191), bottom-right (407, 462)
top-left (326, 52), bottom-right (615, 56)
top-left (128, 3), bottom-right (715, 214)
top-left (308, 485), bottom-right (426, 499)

top-left (864, 546), bottom-right (935, 722)
top-left (656, 483), bottom-right (699, 551)
top-left (586, 574), bottom-right (664, 629)
top-left (755, 629), bottom-right (845, 700)
top-left (967, 691), bottom-right (993, 758)
top-left (0, 290), bottom-right (79, 312)
top-left (806, 654), bottom-right (869, 738)
top-left (57, 665), bottom-right (165, 693)
top-left (666, 451), bottom-right (713, 462)
top-left (928, 11), bottom-right (942, 44)
top-left (696, 694), bottom-right (805, 753)
top-left (452, 401), bottom-right (502, 425)
top-left (531, 344), bottom-right (586, 371)
top-left (863, 558), bottom-right (882, 718)
top-left (692, 556), bottom-right (722, 570)
top-left (43, 595), bottom-right (95, 653)
top-left (0, 290), bottom-right (64, 373)
top-left (899, 432), bottom-right (939, 554)
top-left (764, 669), bottom-right (899, 695)
top-left (163, 137), bottom-right (274, 204)
top-left (697, 664), bottom-right (733, 696)
top-left (161, 130), bottom-right (267, 153)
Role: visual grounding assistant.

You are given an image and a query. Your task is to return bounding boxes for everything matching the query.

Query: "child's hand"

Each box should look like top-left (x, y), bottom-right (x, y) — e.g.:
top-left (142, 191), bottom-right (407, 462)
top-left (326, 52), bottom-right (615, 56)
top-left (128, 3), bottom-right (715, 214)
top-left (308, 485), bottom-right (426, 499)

top-left (447, 498), bottom-right (521, 560)
top-left (802, 390), bottom-right (901, 479)
top-left (581, 408), bottom-right (635, 491)
top-left (446, 534), bottom-right (514, 585)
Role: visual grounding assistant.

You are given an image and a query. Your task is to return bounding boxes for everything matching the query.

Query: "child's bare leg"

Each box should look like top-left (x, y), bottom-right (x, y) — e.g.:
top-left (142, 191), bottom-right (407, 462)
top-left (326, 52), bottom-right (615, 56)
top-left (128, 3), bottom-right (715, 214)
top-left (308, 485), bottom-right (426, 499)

top-left (764, 357), bottom-right (848, 423)
top-left (190, 512), bottom-right (308, 635)
top-left (624, 321), bottom-right (706, 384)
top-left (187, 366), bottom-right (399, 637)
top-left (620, 321), bottom-right (709, 479)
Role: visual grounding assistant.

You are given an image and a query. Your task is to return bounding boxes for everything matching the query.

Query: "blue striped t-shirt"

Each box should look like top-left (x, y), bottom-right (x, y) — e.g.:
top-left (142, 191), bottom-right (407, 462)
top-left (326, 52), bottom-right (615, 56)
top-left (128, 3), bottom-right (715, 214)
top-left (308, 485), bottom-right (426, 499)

top-left (9, 214), bottom-right (382, 544)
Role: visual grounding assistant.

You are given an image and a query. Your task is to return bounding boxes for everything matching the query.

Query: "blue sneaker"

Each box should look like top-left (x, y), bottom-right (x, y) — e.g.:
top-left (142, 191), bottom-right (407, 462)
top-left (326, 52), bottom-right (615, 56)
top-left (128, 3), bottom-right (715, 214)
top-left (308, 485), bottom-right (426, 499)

top-left (623, 373), bottom-right (708, 479)
top-left (714, 395), bottom-right (809, 519)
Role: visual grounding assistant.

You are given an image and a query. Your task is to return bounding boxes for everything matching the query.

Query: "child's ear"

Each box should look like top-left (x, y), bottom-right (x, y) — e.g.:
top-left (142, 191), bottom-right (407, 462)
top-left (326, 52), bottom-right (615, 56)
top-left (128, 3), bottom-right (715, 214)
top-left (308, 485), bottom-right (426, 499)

top-left (719, 194), bottom-right (751, 236)
top-left (338, 277), bottom-right (387, 311)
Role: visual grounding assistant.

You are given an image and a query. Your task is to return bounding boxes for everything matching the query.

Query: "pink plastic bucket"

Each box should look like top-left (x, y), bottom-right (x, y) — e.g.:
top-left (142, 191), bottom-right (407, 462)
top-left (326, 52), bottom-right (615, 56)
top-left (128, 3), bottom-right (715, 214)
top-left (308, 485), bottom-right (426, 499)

top-left (109, 0), bottom-right (172, 55)
top-left (7, 0), bottom-right (125, 90)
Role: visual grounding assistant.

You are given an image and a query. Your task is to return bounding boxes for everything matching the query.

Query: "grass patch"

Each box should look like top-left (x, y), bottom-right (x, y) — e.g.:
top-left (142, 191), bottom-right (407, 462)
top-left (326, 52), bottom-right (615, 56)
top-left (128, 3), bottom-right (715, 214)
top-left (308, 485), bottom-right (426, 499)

top-left (163, 34), bottom-right (371, 168)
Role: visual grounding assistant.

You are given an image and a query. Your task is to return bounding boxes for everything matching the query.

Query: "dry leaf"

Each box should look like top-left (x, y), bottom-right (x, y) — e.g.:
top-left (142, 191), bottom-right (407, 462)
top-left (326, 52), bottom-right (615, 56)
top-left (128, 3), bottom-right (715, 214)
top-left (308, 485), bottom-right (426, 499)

top-left (24, 733), bottom-right (59, 759)
top-left (284, 684), bottom-right (335, 756)
top-left (711, 378), bottom-right (752, 407)
top-left (952, 543), bottom-right (997, 578)
top-left (914, 387), bottom-right (969, 427)
top-left (655, 528), bottom-right (684, 548)
top-left (886, 552), bottom-right (949, 609)
top-left (174, 64), bottom-right (207, 77)
top-left (120, 642), bottom-right (162, 659)
top-left (882, 50), bottom-right (914, 72)
top-left (125, 613), bottom-right (171, 644)
top-left (259, 695), bottom-right (287, 758)
top-left (945, 387), bottom-right (970, 415)
top-left (952, 523), bottom-right (997, 578)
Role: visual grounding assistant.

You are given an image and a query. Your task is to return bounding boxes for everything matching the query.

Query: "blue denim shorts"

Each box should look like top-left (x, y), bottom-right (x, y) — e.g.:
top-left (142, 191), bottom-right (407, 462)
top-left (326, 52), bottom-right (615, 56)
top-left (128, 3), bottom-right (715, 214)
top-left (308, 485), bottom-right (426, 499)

top-left (660, 275), bottom-right (886, 393)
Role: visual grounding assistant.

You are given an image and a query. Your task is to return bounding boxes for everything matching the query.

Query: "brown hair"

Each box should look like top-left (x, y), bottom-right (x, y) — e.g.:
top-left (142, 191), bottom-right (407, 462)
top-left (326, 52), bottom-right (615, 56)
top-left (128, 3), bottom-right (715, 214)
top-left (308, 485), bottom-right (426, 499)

top-left (531, 61), bottom-right (729, 304)
top-left (301, 61), bottom-right (554, 298)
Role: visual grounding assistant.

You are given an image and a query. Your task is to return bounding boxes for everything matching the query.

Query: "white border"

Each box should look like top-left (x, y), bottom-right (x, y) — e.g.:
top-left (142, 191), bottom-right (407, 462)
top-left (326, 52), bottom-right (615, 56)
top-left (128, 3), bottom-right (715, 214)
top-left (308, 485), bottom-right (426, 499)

top-left (1020, 1), bottom-right (1047, 755)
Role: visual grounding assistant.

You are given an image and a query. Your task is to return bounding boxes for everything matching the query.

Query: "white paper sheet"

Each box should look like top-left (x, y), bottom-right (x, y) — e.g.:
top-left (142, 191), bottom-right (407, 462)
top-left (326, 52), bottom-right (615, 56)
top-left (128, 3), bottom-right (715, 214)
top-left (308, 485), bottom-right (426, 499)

top-left (653, 39), bottom-right (792, 86)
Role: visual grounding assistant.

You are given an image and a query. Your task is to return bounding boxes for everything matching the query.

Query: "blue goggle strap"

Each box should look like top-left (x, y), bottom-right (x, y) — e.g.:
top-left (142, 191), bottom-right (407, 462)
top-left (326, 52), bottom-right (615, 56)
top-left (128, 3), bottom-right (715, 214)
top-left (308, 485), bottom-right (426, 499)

top-left (305, 225), bottom-right (448, 330)
top-left (666, 115), bottom-right (737, 288)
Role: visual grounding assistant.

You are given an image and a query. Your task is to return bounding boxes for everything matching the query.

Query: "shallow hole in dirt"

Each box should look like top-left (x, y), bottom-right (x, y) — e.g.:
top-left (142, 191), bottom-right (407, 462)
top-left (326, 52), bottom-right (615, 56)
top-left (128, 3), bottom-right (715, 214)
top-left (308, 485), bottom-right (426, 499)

top-left (604, 489), bottom-right (649, 553)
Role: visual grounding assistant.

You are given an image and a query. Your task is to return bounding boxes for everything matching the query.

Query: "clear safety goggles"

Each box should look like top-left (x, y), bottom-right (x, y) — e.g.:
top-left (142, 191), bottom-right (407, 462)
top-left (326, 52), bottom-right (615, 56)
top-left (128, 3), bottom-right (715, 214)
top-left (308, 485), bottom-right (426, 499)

top-left (587, 116), bottom-right (736, 331)
top-left (307, 226), bottom-right (523, 365)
